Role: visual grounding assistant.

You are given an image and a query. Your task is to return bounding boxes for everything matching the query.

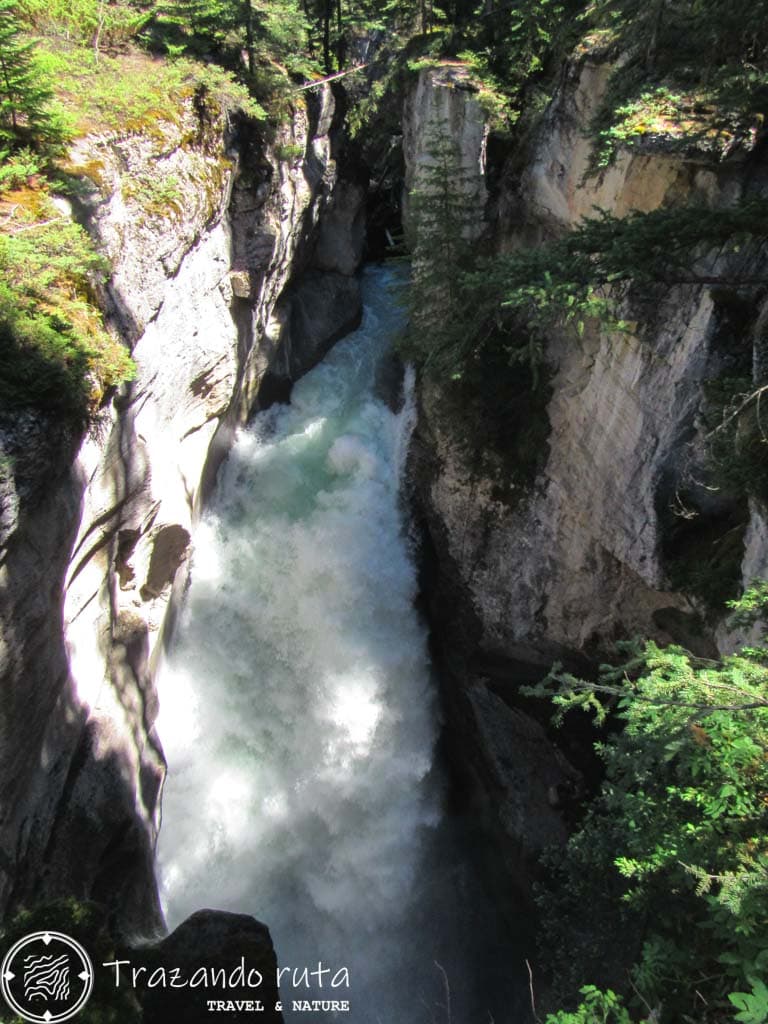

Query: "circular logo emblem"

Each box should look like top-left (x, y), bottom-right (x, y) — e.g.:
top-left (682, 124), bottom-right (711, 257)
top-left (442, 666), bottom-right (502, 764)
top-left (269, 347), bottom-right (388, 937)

top-left (0, 931), bottom-right (93, 1023)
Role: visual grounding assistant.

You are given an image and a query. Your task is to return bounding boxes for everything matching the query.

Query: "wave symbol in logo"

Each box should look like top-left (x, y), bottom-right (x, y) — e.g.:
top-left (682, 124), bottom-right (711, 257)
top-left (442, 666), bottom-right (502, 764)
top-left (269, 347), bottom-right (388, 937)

top-left (0, 931), bottom-right (93, 1022)
top-left (24, 953), bottom-right (71, 1002)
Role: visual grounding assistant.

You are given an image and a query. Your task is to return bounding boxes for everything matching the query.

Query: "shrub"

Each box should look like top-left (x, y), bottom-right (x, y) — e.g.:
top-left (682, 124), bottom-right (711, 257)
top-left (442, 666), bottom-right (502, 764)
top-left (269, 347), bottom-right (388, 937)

top-left (0, 897), bottom-right (142, 1024)
top-left (33, 40), bottom-right (264, 138)
top-left (527, 603), bottom-right (768, 1022)
top-left (0, 178), bottom-right (135, 421)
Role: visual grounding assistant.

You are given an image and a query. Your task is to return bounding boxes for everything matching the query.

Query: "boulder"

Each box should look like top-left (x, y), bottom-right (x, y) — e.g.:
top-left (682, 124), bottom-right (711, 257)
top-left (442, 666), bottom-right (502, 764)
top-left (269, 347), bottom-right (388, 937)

top-left (136, 911), bottom-right (284, 1024)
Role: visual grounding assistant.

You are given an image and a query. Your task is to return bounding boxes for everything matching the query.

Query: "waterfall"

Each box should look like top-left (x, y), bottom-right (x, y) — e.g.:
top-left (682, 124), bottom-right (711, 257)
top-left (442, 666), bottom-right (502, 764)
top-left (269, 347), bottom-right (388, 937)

top-left (156, 265), bottom-right (523, 1023)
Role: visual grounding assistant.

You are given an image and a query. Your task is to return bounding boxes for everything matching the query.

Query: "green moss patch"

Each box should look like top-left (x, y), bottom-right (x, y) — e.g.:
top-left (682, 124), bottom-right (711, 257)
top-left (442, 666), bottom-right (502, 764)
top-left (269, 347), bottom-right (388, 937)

top-left (0, 173), bottom-right (134, 422)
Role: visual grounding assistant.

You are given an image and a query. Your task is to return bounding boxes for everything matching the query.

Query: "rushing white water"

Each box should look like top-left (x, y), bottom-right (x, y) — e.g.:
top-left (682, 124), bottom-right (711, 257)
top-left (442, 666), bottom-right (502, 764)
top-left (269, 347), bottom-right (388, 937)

top-left (156, 265), bottom-right (524, 1023)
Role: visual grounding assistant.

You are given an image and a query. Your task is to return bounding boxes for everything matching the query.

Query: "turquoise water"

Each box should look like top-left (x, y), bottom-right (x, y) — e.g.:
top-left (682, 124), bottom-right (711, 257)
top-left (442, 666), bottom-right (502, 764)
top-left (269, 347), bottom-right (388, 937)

top-left (156, 265), bottom-right (524, 1023)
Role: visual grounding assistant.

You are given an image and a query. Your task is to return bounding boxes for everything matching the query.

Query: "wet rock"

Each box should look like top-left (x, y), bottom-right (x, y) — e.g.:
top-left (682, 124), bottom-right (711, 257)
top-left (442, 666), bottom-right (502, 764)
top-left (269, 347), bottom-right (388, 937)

top-left (266, 270), bottom-right (363, 384)
top-left (312, 178), bottom-right (367, 276)
top-left (141, 524), bottom-right (191, 601)
top-left (374, 351), bottom-right (406, 412)
top-left (1, 83), bottom-right (367, 934)
top-left (32, 716), bottom-right (164, 937)
top-left (466, 685), bottom-right (581, 876)
top-left (136, 911), bottom-right (284, 1024)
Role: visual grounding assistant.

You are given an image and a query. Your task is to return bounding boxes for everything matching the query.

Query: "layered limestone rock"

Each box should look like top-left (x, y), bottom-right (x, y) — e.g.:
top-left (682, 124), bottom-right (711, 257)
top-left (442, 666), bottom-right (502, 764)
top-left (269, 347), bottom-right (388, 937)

top-left (416, 284), bottom-right (727, 664)
top-left (402, 63), bottom-right (582, 891)
top-left (263, 270), bottom-right (363, 393)
top-left (506, 59), bottom-right (720, 238)
top-left (406, 58), bottom-right (766, 890)
top-left (0, 84), bottom-right (365, 933)
top-left (401, 63), bottom-right (488, 244)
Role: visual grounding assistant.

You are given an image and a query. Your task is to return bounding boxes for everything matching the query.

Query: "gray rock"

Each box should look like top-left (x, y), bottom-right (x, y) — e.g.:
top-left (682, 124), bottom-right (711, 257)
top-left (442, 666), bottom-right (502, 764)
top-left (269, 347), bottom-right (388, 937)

top-left (135, 910), bottom-right (283, 1024)
top-left (312, 178), bottom-right (367, 276)
top-left (267, 271), bottom-right (363, 384)
top-left (404, 58), bottom-right (767, 911)
top-left (406, 59), bottom-right (750, 671)
top-left (0, 82), bottom-right (367, 934)
top-left (402, 66), bottom-right (487, 247)
top-left (373, 351), bottom-right (406, 412)
top-left (140, 524), bottom-right (191, 601)
top-left (466, 685), bottom-right (581, 874)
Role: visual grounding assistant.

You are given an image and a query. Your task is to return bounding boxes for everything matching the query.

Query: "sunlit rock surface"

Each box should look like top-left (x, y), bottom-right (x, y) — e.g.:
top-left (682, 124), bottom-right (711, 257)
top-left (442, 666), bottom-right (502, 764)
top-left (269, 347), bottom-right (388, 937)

top-left (0, 84), bottom-right (365, 933)
top-left (405, 58), bottom-right (768, 886)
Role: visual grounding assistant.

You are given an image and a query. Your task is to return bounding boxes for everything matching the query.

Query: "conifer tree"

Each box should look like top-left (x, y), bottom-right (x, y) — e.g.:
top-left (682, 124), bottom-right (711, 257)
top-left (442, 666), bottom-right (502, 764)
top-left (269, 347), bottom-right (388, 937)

top-left (0, 0), bottom-right (59, 149)
top-left (406, 121), bottom-right (483, 370)
top-left (156, 0), bottom-right (310, 74)
top-left (154, 0), bottom-right (232, 51)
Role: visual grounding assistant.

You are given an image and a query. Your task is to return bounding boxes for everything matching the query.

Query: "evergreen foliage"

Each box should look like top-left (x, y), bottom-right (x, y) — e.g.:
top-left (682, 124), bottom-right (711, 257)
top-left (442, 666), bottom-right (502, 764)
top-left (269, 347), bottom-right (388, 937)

top-left (21, 0), bottom-right (152, 55)
top-left (526, 591), bottom-right (768, 1023)
top-left (33, 41), bottom-right (264, 134)
top-left (484, 199), bottom-right (768, 333)
top-left (1, 0), bottom-right (272, 429)
top-left (153, 0), bottom-right (312, 76)
top-left (585, 0), bottom-right (768, 166)
top-left (401, 120), bottom-right (555, 497)
top-left (0, 0), bottom-right (65, 149)
top-left (544, 986), bottom-right (637, 1024)
top-left (695, 373), bottom-right (768, 515)
top-left (0, 174), bottom-right (135, 421)
top-left (404, 121), bottom-right (481, 371)
top-left (410, 199), bottom-right (768, 385)
top-left (454, 0), bottom-right (577, 121)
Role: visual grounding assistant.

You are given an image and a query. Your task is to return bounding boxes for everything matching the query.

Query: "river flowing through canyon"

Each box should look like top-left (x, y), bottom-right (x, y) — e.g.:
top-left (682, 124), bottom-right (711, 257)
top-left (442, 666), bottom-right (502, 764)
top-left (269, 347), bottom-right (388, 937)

top-left (155, 265), bottom-right (524, 1024)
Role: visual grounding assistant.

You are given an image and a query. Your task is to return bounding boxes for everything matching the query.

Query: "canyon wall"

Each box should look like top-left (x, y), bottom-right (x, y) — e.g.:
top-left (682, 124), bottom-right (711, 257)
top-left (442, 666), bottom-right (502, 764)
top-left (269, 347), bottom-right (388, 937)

top-left (2, 41), bottom-right (765, 950)
top-left (405, 59), bottom-right (768, 893)
top-left (401, 63), bottom-right (488, 244)
top-left (0, 83), bottom-right (364, 935)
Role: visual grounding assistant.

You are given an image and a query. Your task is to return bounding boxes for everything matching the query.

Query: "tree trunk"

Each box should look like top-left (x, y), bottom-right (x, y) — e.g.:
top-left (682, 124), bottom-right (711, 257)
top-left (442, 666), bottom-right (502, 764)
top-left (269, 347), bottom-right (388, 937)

top-left (335, 0), bottom-right (343, 69)
top-left (303, 0), bottom-right (315, 55)
top-left (245, 0), bottom-right (255, 76)
top-left (646, 0), bottom-right (664, 70)
top-left (0, 50), bottom-right (17, 130)
top-left (93, 0), bottom-right (107, 62)
top-left (322, 0), bottom-right (332, 73)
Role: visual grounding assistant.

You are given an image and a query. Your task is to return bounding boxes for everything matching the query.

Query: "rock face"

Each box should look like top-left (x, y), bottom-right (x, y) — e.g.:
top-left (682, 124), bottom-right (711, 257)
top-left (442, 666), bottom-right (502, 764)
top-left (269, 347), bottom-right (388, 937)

top-left (0, 84), bottom-right (365, 933)
top-left (505, 59), bottom-right (720, 238)
top-left (401, 64), bottom-right (488, 245)
top-left (312, 177), bottom-right (367, 276)
top-left (264, 270), bottom-right (363, 392)
top-left (135, 910), bottom-right (283, 1024)
top-left (405, 59), bottom-right (768, 890)
top-left (461, 686), bottom-right (582, 899)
